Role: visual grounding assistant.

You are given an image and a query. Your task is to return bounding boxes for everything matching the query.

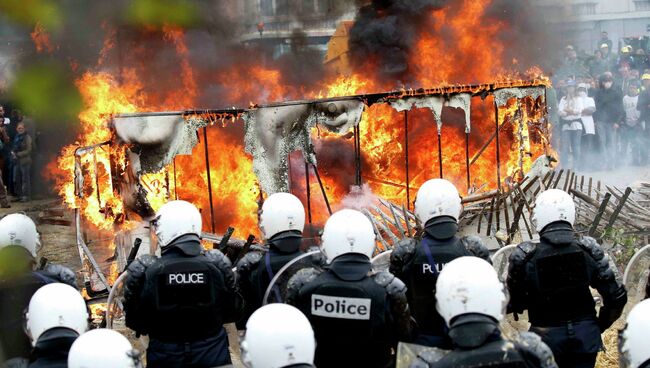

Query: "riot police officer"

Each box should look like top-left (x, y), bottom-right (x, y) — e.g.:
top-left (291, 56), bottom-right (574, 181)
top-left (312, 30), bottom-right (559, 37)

top-left (619, 299), bottom-right (650, 368)
top-left (68, 329), bottom-right (141, 368)
top-left (0, 213), bottom-right (77, 367)
top-left (507, 189), bottom-right (627, 368)
top-left (412, 256), bottom-right (557, 368)
top-left (241, 303), bottom-right (316, 368)
top-left (25, 283), bottom-right (89, 367)
top-left (389, 178), bottom-right (490, 347)
top-left (123, 200), bottom-right (243, 368)
top-left (236, 192), bottom-right (306, 326)
top-left (286, 209), bottom-right (412, 368)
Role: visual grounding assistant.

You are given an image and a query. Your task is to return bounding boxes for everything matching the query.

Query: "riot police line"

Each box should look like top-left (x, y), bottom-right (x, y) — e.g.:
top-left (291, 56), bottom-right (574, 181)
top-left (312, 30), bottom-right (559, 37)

top-left (0, 179), bottom-right (649, 368)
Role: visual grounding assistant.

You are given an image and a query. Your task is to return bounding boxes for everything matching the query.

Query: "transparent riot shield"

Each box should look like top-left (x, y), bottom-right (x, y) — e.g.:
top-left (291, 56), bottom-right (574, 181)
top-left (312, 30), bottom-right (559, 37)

top-left (623, 244), bottom-right (650, 305)
top-left (371, 250), bottom-right (393, 273)
top-left (491, 244), bottom-right (518, 282)
top-left (395, 342), bottom-right (449, 368)
top-left (263, 250), bottom-right (324, 305)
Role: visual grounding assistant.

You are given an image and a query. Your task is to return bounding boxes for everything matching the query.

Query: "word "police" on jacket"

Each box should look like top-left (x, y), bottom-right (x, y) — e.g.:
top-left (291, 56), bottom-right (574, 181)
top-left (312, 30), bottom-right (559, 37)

top-left (167, 272), bottom-right (206, 285)
top-left (311, 294), bottom-right (371, 320)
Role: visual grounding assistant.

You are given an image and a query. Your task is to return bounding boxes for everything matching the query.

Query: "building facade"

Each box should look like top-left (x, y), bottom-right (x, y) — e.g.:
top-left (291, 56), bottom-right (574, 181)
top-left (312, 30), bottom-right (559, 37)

top-left (535, 0), bottom-right (650, 53)
top-left (239, 0), bottom-right (355, 59)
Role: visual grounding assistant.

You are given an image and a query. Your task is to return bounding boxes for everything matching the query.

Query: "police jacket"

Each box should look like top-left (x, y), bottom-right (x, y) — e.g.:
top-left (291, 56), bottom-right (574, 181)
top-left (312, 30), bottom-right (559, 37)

top-left (506, 222), bottom-right (627, 330)
top-left (412, 315), bottom-right (557, 368)
top-left (28, 328), bottom-right (78, 368)
top-left (389, 217), bottom-right (490, 340)
top-left (123, 234), bottom-right (243, 342)
top-left (286, 253), bottom-right (412, 368)
top-left (236, 231), bottom-right (304, 327)
top-left (0, 247), bottom-right (77, 362)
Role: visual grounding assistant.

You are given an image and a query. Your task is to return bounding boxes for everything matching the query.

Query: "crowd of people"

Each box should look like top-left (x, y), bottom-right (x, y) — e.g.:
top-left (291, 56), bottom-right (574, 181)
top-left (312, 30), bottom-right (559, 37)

top-left (550, 31), bottom-right (650, 171)
top-left (1, 178), bottom-right (649, 368)
top-left (0, 104), bottom-right (34, 207)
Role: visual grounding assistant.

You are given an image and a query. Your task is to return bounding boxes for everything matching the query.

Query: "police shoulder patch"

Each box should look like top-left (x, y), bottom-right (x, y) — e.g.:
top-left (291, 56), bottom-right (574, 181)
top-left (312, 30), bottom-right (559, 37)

top-left (311, 294), bottom-right (372, 320)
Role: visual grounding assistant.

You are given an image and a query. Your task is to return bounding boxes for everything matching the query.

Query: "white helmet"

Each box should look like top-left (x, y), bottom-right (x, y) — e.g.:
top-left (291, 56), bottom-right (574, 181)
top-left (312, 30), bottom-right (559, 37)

top-left (620, 299), bottom-right (650, 368)
top-left (68, 329), bottom-right (140, 368)
top-left (414, 179), bottom-right (462, 224)
top-left (259, 192), bottom-right (305, 240)
top-left (26, 283), bottom-right (89, 346)
top-left (0, 213), bottom-right (41, 258)
top-left (436, 256), bottom-right (507, 326)
top-left (152, 200), bottom-right (202, 248)
top-left (532, 189), bottom-right (575, 232)
top-left (241, 304), bottom-right (315, 368)
top-left (321, 209), bottom-right (375, 262)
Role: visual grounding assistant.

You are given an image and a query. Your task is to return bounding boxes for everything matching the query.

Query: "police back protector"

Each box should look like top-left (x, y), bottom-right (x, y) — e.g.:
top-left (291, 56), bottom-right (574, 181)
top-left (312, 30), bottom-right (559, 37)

top-left (432, 339), bottom-right (534, 368)
top-left (142, 255), bottom-right (225, 341)
top-left (403, 236), bottom-right (470, 335)
top-left (297, 269), bottom-right (392, 367)
top-left (526, 241), bottom-right (595, 326)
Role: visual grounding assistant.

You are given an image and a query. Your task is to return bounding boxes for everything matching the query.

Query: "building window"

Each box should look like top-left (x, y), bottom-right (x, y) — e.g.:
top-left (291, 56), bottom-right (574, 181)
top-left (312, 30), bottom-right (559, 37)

top-left (276, 0), bottom-right (289, 15)
top-left (635, 0), bottom-right (650, 11)
top-left (301, 0), bottom-right (316, 14)
top-left (260, 0), bottom-right (273, 16)
top-left (571, 3), bottom-right (596, 15)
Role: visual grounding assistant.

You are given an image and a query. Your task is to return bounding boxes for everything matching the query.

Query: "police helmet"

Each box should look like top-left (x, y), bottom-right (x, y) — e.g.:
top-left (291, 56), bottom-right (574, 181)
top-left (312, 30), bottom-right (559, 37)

top-left (532, 189), bottom-right (575, 232)
top-left (259, 192), bottom-right (305, 240)
top-left (414, 179), bottom-right (462, 225)
top-left (436, 257), bottom-right (507, 326)
top-left (241, 304), bottom-right (315, 368)
top-left (26, 283), bottom-right (88, 346)
top-left (619, 299), bottom-right (650, 368)
top-left (151, 200), bottom-right (202, 248)
top-left (0, 213), bottom-right (41, 258)
top-left (68, 329), bottom-right (141, 368)
top-left (321, 209), bottom-right (375, 262)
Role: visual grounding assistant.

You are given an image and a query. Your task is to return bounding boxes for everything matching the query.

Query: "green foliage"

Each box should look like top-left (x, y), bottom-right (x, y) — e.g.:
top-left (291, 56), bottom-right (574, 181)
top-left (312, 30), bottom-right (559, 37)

top-left (125, 0), bottom-right (198, 27)
top-left (601, 227), bottom-right (639, 268)
top-left (0, 0), bottom-right (63, 30)
top-left (9, 62), bottom-right (82, 123)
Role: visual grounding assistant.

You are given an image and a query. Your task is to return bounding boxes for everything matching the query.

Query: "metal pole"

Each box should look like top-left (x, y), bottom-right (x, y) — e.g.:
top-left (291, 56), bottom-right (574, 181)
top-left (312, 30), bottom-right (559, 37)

top-left (437, 130), bottom-right (443, 178)
top-left (494, 102), bottom-right (502, 189)
top-left (465, 132), bottom-right (470, 190)
top-left (311, 164), bottom-right (332, 215)
top-left (202, 127), bottom-right (216, 233)
top-left (354, 125), bottom-right (362, 186)
top-left (173, 158), bottom-right (178, 200)
top-left (404, 111), bottom-right (411, 210)
top-left (92, 147), bottom-right (102, 208)
top-left (305, 160), bottom-right (312, 224)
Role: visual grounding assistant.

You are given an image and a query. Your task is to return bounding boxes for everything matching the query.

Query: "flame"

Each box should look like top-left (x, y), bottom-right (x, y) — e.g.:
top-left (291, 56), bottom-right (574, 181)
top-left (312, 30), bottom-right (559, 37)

top-left (30, 22), bottom-right (54, 53)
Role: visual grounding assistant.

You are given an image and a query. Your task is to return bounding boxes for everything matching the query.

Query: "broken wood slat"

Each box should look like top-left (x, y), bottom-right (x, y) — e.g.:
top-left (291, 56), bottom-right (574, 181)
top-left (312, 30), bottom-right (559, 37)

top-left (588, 177), bottom-right (593, 197)
top-left (605, 187), bottom-right (633, 230)
top-left (509, 201), bottom-right (525, 242)
top-left (487, 197), bottom-right (495, 236)
top-left (587, 192), bottom-right (611, 237)
top-left (553, 170), bottom-right (564, 188)
top-left (38, 218), bottom-right (72, 226)
top-left (574, 189), bottom-right (642, 230)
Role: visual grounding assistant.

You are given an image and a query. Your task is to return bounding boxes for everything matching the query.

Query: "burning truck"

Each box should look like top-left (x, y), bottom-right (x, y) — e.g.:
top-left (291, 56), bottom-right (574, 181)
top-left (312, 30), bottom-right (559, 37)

top-left (63, 79), bottom-right (554, 301)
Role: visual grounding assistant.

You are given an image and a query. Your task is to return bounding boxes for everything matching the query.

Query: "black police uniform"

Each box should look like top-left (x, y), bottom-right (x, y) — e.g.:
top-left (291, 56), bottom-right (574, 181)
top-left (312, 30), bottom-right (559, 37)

top-left (507, 221), bottom-right (627, 368)
top-left (286, 253), bottom-right (412, 368)
top-left (412, 314), bottom-right (558, 368)
top-left (0, 246), bottom-right (77, 366)
top-left (235, 230), bottom-right (304, 328)
top-left (28, 328), bottom-right (79, 368)
top-left (123, 234), bottom-right (243, 368)
top-left (389, 216), bottom-right (491, 348)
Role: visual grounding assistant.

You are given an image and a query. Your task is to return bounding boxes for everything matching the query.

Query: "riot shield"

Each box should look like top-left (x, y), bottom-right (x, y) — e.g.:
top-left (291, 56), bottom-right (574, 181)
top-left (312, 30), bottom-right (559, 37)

top-left (395, 342), bottom-right (449, 368)
top-left (371, 250), bottom-right (393, 273)
top-left (491, 244), bottom-right (518, 282)
top-left (263, 250), bottom-right (323, 305)
top-left (623, 244), bottom-right (650, 304)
